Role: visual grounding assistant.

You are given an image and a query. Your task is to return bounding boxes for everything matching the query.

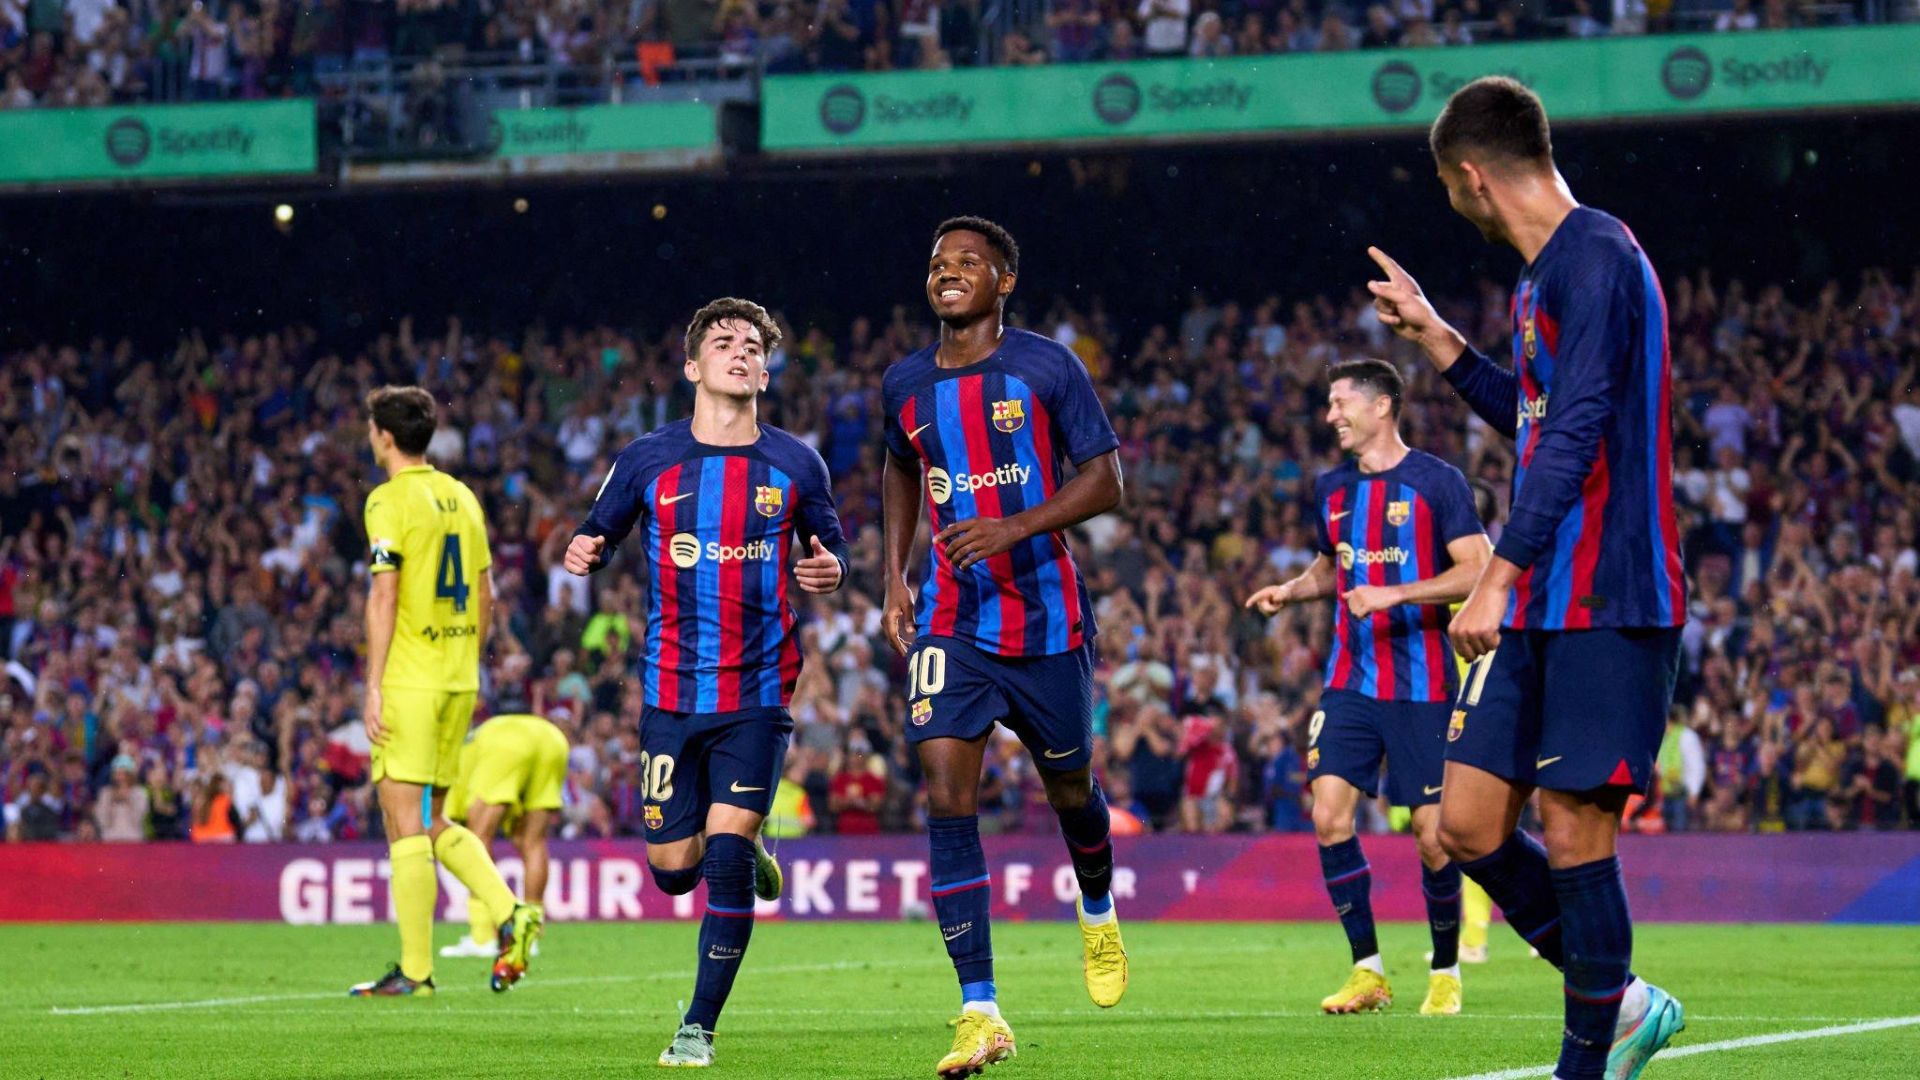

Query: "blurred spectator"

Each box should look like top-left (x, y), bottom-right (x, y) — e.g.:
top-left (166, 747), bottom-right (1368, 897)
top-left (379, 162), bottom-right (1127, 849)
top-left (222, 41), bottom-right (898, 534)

top-left (93, 754), bottom-right (149, 840)
top-left (828, 737), bottom-right (884, 834)
top-left (1139, 0), bottom-right (1190, 56)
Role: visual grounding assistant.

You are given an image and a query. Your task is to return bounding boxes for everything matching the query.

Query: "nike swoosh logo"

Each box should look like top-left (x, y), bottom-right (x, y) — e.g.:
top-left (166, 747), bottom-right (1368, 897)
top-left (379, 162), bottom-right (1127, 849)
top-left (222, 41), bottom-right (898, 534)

top-left (1423, 785), bottom-right (1443, 796)
top-left (942, 927), bottom-right (970, 942)
top-left (1329, 510), bottom-right (1351, 521)
top-left (661, 493), bottom-right (693, 505)
top-left (1043, 748), bottom-right (1077, 760)
top-left (729, 782), bottom-right (766, 793)
top-left (907, 423), bottom-right (932, 440)
top-left (1536, 756), bottom-right (1563, 769)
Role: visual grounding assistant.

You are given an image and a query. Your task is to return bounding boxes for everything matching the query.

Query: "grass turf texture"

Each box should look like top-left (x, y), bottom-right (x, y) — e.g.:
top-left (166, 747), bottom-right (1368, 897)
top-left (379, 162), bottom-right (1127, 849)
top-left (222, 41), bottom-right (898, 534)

top-left (7, 922), bottom-right (1916, 1079)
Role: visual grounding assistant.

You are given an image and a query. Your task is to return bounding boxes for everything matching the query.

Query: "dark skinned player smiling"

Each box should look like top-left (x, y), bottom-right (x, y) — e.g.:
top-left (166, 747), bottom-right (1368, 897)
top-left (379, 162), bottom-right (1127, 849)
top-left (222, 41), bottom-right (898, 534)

top-left (880, 217), bottom-right (1127, 1078)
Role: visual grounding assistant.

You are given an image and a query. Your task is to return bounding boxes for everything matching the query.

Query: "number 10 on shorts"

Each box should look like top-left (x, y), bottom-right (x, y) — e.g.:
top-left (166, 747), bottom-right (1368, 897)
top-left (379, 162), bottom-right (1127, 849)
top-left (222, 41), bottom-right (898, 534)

top-left (908, 645), bottom-right (947, 699)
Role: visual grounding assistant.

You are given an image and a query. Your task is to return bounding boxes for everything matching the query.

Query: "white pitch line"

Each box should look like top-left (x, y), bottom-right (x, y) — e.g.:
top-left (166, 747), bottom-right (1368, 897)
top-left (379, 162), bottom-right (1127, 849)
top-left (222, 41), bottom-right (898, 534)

top-left (1440, 1015), bottom-right (1920, 1080)
top-left (41, 942), bottom-right (1262, 1018)
top-left (42, 957), bottom-right (958, 1017)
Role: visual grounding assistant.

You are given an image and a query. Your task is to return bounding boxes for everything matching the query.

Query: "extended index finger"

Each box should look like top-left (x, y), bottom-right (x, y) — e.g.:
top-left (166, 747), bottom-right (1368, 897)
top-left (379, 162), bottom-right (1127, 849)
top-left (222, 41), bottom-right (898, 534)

top-left (1366, 246), bottom-right (1410, 286)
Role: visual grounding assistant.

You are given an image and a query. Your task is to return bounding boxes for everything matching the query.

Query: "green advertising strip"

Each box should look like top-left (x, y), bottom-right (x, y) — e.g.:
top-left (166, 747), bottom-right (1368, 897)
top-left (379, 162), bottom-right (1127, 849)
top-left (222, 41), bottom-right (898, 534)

top-left (0, 100), bottom-right (314, 185)
top-left (764, 25), bottom-right (1920, 152)
top-left (484, 102), bottom-right (715, 159)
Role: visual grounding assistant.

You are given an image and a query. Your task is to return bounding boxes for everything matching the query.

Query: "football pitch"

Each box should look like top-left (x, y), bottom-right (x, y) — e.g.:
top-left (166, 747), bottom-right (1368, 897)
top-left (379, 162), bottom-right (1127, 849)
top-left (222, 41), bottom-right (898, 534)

top-left (8, 922), bottom-right (1917, 1079)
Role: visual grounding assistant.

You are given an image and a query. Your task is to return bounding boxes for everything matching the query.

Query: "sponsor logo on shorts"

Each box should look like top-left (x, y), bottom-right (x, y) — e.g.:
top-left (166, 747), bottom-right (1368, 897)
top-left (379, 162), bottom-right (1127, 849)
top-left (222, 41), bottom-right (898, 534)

top-left (729, 781), bottom-right (766, 794)
top-left (1447, 709), bottom-right (1466, 743)
top-left (421, 624), bottom-right (476, 643)
top-left (1042, 747), bottom-right (1077, 760)
top-left (1536, 755), bottom-right (1564, 769)
top-left (1423, 785), bottom-right (1444, 796)
top-left (911, 698), bottom-right (933, 726)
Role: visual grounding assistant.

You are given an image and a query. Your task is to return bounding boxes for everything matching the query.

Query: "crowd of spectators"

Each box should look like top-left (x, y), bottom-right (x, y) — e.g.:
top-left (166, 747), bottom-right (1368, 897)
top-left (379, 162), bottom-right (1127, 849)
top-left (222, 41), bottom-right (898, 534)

top-left (2, 263), bottom-right (1918, 845)
top-left (0, 0), bottom-right (1895, 111)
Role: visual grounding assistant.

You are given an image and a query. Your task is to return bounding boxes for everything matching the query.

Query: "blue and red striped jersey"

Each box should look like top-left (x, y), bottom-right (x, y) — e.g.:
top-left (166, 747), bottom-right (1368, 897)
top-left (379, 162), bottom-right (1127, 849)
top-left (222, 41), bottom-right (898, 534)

top-left (1444, 206), bottom-right (1688, 631)
top-left (1315, 450), bottom-right (1484, 702)
top-left (882, 328), bottom-right (1120, 658)
top-left (576, 420), bottom-right (848, 713)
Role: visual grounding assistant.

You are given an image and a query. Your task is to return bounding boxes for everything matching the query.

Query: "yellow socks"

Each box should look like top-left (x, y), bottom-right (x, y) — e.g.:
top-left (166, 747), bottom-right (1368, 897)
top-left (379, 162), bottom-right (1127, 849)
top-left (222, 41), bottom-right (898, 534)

top-left (468, 894), bottom-right (497, 945)
top-left (1463, 878), bottom-right (1493, 952)
top-left (434, 823), bottom-right (517, 916)
top-left (390, 835), bottom-right (437, 982)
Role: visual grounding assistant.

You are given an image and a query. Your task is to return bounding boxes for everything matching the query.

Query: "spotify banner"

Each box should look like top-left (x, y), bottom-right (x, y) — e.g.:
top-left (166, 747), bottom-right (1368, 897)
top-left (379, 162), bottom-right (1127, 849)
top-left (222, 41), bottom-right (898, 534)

top-left (0, 100), bottom-right (315, 188)
top-left (763, 25), bottom-right (1920, 153)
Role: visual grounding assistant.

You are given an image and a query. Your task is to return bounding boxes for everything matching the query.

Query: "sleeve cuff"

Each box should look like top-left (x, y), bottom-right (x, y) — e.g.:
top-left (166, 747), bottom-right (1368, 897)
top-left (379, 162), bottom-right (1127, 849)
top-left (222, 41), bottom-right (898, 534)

top-left (1492, 509), bottom-right (1555, 570)
top-left (1441, 345), bottom-right (1489, 388)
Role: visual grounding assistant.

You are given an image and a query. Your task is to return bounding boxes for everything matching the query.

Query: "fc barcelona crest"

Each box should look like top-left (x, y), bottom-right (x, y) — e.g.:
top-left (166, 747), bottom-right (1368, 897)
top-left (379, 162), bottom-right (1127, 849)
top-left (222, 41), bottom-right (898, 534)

top-left (754, 485), bottom-right (784, 519)
top-left (1522, 314), bottom-right (1538, 360)
top-left (1448, 709), bottom-right (1467, 743)
top-left (1386, 500), bottom-right (1411, 528)
top-left (992, 398), bottom-right (1026, 434)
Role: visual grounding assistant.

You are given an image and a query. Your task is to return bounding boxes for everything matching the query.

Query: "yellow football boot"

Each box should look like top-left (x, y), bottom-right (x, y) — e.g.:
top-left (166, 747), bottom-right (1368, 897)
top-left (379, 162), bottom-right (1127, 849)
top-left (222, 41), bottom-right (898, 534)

top-left (935, 1010), bottom-right (1015, 1078)
top-left (1321, 965), bottom-right (1393, 1014)
top-left (1420, 971), bottom-right (1463, 1016)
top-left (1077, 897), bottom-right (1129, 1008)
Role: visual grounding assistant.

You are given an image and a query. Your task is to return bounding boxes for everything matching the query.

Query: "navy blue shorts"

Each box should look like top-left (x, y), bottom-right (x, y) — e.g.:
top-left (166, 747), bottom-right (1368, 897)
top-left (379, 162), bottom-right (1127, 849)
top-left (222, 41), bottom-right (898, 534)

top-left (1308, 688), bottom-right (1450, 808)
top-left (1446, 626), bottom-right (1681, 793)
top-left (639, 704), bottom-right (793, 844)
top-left (903, 635), bottom-right (1094, 772)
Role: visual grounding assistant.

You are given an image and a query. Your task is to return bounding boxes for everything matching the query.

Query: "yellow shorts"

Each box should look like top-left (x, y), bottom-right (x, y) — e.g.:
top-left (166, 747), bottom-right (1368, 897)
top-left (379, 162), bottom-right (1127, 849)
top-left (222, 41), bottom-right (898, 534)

top-left (451, 714), bottom-right (569, 826)
top-left (371, 687), bottom-right (476, 789)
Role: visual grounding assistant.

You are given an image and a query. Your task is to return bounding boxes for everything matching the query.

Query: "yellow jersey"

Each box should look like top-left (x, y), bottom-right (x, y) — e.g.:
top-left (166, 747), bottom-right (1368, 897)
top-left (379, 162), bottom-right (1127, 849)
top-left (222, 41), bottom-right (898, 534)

top-left (365, 464), bottom-right (491, 691)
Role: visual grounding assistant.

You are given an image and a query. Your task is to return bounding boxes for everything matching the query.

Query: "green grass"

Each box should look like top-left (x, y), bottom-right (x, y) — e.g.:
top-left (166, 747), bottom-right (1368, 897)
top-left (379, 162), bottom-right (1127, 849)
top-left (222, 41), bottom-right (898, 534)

top-left (5, 921), bottom-right (1917, 1079)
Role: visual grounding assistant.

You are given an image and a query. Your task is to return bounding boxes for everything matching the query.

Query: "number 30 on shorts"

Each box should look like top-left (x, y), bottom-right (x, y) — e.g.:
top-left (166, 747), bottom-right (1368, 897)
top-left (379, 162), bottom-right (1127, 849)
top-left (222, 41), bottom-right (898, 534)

top-left (908, 645), bottom-right (947, 699)
top-left (637, 752), bottom-right (676, 801)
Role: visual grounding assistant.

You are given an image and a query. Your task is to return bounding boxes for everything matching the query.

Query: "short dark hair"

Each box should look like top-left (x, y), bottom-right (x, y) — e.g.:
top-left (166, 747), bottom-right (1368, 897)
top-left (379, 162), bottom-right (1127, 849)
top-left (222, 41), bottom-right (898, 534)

top-left (1429, 76), bottom-right (1552, 168)
top-left (365, 385), bottom-right (437, 456)
top-left (934, 216), bottom-right (1020, 275)
top-left (683, 297), bottom-right (782, 362)
top-left (1328, 359), bottom-right (1403, 418)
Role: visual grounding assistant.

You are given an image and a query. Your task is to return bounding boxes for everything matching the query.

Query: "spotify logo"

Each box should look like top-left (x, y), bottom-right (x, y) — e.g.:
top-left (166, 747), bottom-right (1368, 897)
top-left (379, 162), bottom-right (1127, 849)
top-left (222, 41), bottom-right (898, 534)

top-left (927, 468), bottom-right (953, 505)
top-left (670, 533), bottom-right (701, 569)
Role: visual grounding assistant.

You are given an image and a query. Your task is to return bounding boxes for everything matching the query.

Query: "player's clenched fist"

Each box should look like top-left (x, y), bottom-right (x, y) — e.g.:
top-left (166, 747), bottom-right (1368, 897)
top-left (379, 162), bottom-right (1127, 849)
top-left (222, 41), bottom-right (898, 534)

top-left (564, 533), bottom-right (606, 576)
top-left (793, 536), bottom-right (843, 594)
